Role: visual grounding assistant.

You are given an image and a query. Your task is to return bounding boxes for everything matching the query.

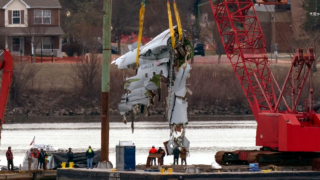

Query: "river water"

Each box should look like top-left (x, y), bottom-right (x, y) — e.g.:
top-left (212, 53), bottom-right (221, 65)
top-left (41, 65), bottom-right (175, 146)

top-left (0, 120), bottom-right (258, 166)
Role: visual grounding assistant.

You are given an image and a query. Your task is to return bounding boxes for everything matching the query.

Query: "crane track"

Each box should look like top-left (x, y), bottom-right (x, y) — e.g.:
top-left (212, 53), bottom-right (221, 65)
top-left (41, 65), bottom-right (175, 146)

top-left (215, 151), bottom-right (226, 165)
top-left (215, 150), bottom-right (320, 166)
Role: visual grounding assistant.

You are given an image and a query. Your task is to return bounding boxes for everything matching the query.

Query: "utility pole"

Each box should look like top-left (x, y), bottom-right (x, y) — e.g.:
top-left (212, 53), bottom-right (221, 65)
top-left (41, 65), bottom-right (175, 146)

top-left (100, 0), bottom-right (112, 168)
top-left (311, 0), bottom-right (319, 72)
top-left (315, 0), bottom-right (317, 72)
top-left (197, 0), bottom-right (213, 24)
top-left (315, 0), bottom-right (318, 31)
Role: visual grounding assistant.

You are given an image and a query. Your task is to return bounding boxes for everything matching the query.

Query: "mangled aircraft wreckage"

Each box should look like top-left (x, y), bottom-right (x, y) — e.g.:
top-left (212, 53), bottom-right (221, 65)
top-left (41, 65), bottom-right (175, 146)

top-left (112, 27), bottom-right (193, 155)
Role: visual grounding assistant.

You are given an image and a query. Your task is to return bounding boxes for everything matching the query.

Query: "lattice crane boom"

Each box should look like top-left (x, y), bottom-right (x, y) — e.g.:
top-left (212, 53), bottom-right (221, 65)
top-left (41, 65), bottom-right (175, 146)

top-left (210, 0), bottom-right (320, 165)
top-left (209, 0), bottom-right (279, 118)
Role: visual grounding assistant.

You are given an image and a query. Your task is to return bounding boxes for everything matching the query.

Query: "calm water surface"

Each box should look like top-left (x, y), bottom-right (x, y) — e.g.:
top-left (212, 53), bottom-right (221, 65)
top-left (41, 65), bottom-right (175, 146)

top-left (0, 120), bottom-right (258, 166)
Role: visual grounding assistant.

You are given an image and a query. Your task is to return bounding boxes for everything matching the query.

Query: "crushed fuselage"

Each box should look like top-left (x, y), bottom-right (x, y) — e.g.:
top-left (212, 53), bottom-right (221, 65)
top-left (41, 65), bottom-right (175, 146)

top-left (112, 27), bottom-right (193, 155)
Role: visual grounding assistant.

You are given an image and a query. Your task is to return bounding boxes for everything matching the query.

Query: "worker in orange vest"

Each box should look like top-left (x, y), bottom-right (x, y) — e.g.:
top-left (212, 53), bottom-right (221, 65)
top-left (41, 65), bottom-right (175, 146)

top-left (149, 145), bottom-right (157, 166)
top-left (32, 149), bottom-right (39, 170)
top-left (27, 148), bottom-right (33, 171)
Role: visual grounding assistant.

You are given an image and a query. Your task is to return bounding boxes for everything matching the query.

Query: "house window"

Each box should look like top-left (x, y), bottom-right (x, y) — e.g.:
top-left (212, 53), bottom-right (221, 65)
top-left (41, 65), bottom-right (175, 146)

top-left (42, 37), bottom-right (52, 49)
top-left (12, 11), bottom-right (20, 24)
top-left (34, 10), bottom-right (42, 24)
top-left (34, 10), bottom-right (51, 24)
top-left (43, 10), bottom-right (51, 24)
top-left (37, 37), bottom-right (52, 50)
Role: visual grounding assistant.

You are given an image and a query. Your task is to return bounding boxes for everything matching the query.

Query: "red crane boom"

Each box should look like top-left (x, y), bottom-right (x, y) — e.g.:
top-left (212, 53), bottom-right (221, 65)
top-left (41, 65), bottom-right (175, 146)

top-left (0, 50), bottom-right (14, 140)
top-left (209, 0), bottom-right (320, 165)
top-left (209, 0), bottom-right (278, 117)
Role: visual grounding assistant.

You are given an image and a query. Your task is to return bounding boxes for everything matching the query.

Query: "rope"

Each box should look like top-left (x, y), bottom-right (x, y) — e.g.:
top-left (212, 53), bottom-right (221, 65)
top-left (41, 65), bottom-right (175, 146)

top-left (173, 0), bottom-right (183, 41)
top-left (136, 1), bottom-right (146, 67)
top-left (167, 0), bottom-right (175, 49)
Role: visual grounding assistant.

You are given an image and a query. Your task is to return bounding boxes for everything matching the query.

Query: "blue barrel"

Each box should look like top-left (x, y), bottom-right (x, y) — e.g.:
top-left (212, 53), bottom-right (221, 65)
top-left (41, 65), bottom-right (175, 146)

top-left (249, 163), bottom-right (259, 168)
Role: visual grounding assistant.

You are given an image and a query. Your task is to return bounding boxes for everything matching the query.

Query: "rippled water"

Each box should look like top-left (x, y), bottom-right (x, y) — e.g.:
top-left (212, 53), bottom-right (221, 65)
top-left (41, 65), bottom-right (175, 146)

top-left (0, 120), bottom-right (258, 166)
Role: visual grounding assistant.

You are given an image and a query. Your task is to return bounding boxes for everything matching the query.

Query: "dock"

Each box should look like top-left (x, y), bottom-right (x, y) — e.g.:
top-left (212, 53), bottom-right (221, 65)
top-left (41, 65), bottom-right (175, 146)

top-left (1, 165), bottom-right (318, 179)
top-left (57, 168), bottom-right (320, 180)
top-left (0, 170), bottom-right (56, 180)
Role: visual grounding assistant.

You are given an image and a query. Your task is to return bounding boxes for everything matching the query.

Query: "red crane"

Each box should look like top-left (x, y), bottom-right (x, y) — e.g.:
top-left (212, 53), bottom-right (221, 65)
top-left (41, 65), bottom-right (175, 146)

top-left (0, 50), bottom-right (14, 140)
top-left (209, 0), bottom-right (320, 165)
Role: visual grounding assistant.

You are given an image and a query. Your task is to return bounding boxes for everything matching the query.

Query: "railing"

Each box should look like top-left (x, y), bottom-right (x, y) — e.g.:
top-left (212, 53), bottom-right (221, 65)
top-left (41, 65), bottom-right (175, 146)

top-left (10, 54), bottom-right (121, 63)
top-left (35, 49), bottom-right (59, 56)
top-left (10, 49), bottom-right (60, 57)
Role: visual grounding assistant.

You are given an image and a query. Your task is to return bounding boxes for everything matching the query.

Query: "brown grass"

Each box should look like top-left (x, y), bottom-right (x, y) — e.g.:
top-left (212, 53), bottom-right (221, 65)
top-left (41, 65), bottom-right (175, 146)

top-left (27, 63), bottom-right (73, 91)
top-left (187, 65), bottom-right (246, 110)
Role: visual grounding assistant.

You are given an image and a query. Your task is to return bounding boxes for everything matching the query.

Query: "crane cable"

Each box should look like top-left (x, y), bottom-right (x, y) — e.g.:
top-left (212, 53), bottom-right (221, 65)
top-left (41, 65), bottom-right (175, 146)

top-left (173, 0), bottom-right (183, 41)
top-left (136, 0), bottom-right (146, 67)
top-left (167, 0), bottom-right (175, 49)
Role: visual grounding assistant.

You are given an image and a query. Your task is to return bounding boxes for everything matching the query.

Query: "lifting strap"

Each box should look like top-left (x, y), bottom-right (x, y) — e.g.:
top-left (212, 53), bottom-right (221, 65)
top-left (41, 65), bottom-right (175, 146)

top-left (136, 0), bottom-right (146, 67)
top-left (167, 0), bottom-right (175, 49)
top-left (173, 0), bottom-right (182, 41)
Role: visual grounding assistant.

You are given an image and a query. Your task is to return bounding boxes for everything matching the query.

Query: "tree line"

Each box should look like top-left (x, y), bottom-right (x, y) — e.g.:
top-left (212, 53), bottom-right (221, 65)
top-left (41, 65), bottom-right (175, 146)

top-left (59, 0), bottom-right (202, 55)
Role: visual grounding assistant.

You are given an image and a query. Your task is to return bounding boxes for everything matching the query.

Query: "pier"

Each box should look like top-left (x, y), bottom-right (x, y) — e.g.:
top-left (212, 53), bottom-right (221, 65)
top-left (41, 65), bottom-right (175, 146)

top-left (0, 170), bottom-right (56, 180)
top-left (1, 165), bottom-right (320, 179)
top-left (56, 168), bottom-right (320, 180)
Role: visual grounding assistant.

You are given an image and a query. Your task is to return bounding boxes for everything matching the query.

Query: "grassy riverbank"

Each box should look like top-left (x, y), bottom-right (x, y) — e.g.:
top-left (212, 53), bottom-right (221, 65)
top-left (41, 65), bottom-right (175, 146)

top-left (4, 115), bottom-right (255, 124)
top-left (5, 63), bottom-right (320, 117)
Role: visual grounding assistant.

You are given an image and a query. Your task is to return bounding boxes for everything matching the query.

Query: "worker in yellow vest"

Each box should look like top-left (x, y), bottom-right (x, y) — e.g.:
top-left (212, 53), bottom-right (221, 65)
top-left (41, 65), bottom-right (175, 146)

top-left (85, 146), bottom-right (95, 169)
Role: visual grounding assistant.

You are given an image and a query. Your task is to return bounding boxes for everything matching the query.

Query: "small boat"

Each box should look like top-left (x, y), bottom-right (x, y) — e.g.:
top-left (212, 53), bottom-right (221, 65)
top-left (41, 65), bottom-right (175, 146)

top-left (21, 137), bottom-right (61, 170)
top-left (31, 144), bottom-right (57, 152)
top-left (21, 137), bottom-right (101, 170)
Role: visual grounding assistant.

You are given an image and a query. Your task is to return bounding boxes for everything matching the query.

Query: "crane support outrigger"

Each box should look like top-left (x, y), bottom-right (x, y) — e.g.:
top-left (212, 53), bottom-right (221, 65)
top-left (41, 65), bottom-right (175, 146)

top-left (209, 0), bottom-right (320, 166)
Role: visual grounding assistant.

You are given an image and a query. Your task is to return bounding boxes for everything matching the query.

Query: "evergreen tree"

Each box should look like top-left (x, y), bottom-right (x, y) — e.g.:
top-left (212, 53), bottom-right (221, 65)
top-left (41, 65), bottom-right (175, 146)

top-left (302, 0), bottom-right (320, 32)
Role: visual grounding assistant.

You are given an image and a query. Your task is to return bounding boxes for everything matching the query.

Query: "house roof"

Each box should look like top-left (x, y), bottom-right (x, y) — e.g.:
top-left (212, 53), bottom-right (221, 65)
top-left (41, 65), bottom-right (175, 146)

top-left (0, 0), bottom-right (10, 8)
top-left (23, 0), bottom-right (61, 8)
top-left (0, 26), bottom-right (64, 36)
top-left (0, 0), bottom-right (62, 9)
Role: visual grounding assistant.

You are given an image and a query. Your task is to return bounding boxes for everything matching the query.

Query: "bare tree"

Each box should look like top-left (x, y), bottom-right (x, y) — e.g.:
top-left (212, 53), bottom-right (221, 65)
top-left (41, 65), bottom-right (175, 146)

top-left (70, 25), bottom-right (102, 104)
top-left (24, 25), bottom-right (48, 63)
top-left (112, 0), bottom-right (140, 54)
top-left (0, 30), bottom-right (9, 50)
top-left (200, 20), bottom-right (225, 64)
top-left (288, 33), bottom-right (320, 55)
top-left (71, 53), bottom-right (101, 104)
top-left (10, 61), bottom-right (41, 106)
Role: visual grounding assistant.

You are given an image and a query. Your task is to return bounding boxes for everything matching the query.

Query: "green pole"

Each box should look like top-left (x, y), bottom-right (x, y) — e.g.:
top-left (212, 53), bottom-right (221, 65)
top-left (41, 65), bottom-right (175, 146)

top-left (197, 0), bottom-right (214, 24)
top-left (101, 0), bottom-right (111, 163)
top-left (198, 6), bottom-right (200, 24)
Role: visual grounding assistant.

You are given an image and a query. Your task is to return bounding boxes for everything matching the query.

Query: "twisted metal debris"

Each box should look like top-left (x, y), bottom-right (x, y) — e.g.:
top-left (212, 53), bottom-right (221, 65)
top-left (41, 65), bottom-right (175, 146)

top-left (112, 27), bottom-right (193, 154)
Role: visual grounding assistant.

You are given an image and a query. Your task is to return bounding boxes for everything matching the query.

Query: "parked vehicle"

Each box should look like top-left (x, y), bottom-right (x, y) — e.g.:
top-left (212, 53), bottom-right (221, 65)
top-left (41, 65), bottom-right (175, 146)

top-left (98, 45), bottom-right (118, 54)
top-left (194, 43), bottom-right (205, 56)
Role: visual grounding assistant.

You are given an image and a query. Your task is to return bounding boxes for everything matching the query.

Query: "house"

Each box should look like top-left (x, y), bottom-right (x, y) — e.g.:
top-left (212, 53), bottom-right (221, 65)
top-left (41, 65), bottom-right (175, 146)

top-left (0, 0), bottom-right (64, 57)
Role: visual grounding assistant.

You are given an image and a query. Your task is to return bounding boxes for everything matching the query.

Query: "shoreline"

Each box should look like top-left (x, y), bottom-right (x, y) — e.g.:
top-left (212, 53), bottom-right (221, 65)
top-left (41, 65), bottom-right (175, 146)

top-left (3, 114), bottom-right (255, 124)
